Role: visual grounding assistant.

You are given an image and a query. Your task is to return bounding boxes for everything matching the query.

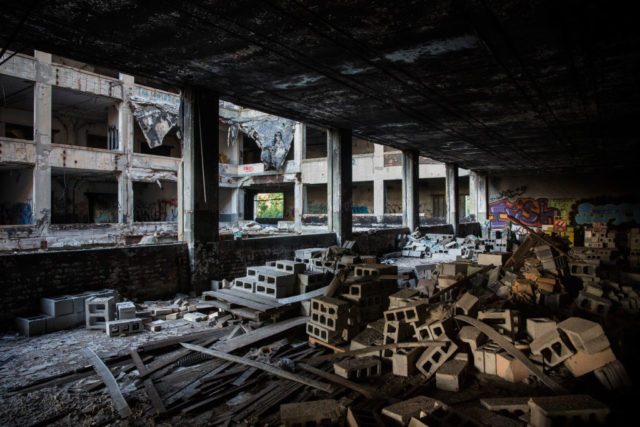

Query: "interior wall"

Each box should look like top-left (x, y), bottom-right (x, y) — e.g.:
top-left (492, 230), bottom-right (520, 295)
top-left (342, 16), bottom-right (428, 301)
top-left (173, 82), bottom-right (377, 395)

top-left (352, 137), bottom-right (374, 155)
top-left (0, 107), bottom-right (33, 140)
top-left (133, 180), bottom-right (178, 222)
top-left (488, 173), bottom-right (640, 228)
top-left (0, 167), bottom-right (34, 225)
top-left (219, 187), bottom-right (236, 222)
top-left (305, 184), bottom-right (327, 214)
top-left (352, 181), bottom-right (373, 214)
top-left (418, 177), bottom-right (445, 218)
top-left (51, 173), bottom-right (119, 224)
top-left (384, 180), bottom-right (402, 214)
top-left (305, 127), bottom-right (327, 159)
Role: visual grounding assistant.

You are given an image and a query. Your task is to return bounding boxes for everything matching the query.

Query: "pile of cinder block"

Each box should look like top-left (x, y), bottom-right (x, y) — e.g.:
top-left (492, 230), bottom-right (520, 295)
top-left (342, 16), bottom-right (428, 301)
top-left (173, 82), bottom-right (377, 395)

top-left (16, 289), bottom-right (118, 337)
top-left (232, 257), bottom-right (328, 299)
top-left (306, 295), bottom-right (357, 344)
top-left (86, 297), bottom-right (143, 337)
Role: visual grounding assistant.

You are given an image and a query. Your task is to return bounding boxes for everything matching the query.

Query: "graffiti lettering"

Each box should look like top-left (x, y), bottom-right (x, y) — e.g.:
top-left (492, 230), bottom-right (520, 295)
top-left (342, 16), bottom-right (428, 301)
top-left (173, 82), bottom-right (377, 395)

top-left (574, 202), bottom-right (640, 226)
top-left (489, 198), bottom-right (559, 228)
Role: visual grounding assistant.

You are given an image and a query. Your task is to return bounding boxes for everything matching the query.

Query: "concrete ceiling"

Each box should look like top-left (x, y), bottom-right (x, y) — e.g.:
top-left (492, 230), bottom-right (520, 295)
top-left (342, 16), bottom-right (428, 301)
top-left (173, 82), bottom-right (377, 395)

top-left (1, 0), bottom-right (639, 174)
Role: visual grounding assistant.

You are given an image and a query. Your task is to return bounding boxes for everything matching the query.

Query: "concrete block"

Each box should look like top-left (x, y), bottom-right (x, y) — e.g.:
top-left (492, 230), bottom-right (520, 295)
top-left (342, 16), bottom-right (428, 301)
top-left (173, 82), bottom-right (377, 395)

top-left (384, 302), bottom-right (428, 323)
top-left (416, 341), bottom-right (458, 379)
top-left (495, 352), bottom-right (529, 383)
top-left (594, 359), bottom-right (632, 390)
top-left (564, 347), bottom-right (616, 377)
top-left (311, 296), bottom-right (349, 318)
top-left (16, 315), bottom-right (48, 337)
top-left (116, 301), bottom-right (136, 320)
top-left (436, 359), bottom-right (468, 391)
top-left (350, 327), bottom-right (384, 358)
top-left (384, 320), bottom-right (412, 343)
top-left (294, 247), bottom-right (326, 261)
top-left (428, 318), bottom-right (454, 341)
top-left (473, 342), bottom-right (501, 375)
top-left (480, 397), bottom-right (530, 415)
top-left (280, 399), bottom-right (344, 427)
top-left (535, 277), bottom-right (556, 293)
top-left (576, 291), bottom-right (612, 316)
top-left (454, 292), bottom-right (478, 316)
top-left (382, 396), bottom-right (442, 425)
top-left (306, 321), bottom-right (341, 344)
top-left (297, 271), bottom-right (327, 289)
top-left (85, 296), bottom-right (116, 330)
top-left (437, 275), bottom-right (458, 289)
top-left (557, 317), bottom-right (609, 354)
top-left (391, 347), bottom-right (423, 377)
top-left (40, 296), bottom-right (74, 317)
top-left (106, 318), bottom-right (143, 337)
top-left (183, 312), bottom-right (207, 322)
top-left (413, 322), bottom-right (433, 342)
top-left (255, 281), bottom-right (294, 298)
top-left (311, 308), bottom-right (347, 331)
top-left (530, 329), bottom-right (575, 367)
top-left (477, 309), bottom-right (520, 337)
top-left (409, 406), bottom-right (479, 427)
top-left (528, 395), bottom-right (609, 427)
top-left (233, 276), bottom-right (257, 293)
top-left (354, 263), bottom-right (397, 277)
top-left (526, 318), bottom-right (557, 340)
top-left (477, 252), bottom-right (510, 267)
top-left (333, 356), bottom-right (381, 379)
top-left (569, 262), bottom-right (597, 277)
top-left (275, 260), bottom-right (306, 274)
top-left (46, 312), bottom-right (84, 331)
top-left (458, 326), bottom-right (487, 351)
top-left (389, 288), bottom-right (421, 309)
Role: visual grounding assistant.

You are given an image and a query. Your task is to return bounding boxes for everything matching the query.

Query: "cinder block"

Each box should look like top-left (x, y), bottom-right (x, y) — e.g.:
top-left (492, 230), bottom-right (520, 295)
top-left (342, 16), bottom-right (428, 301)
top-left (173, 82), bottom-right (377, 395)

top-left (233, 276), bottom-right (257, 293)
top-left (384, 302), bottom-right (428, 323)
top-left (413, 322), bottom-right (433, 342)
top-left (389, 288), bottom-right (421, 308)
top-left (354, 263), bottom-right (397, 277)
top-left (310, 308), bottom-right (347, 331)
top-left (85, 296), bottom-right (116, 330)
top-left (116, 301), bottom-right (136, 320)
top-left (382, 396), bottom-right (442, 425)
top-left (477, 252), bottom-right (510, 267)
top-left (275, 260), bottom-right (306, 274)
top-left (594, 359), bottom-right (632, 390)
top-left (564, 347), bottom-right (616, 377)
top-left (40, 296), bottom-right (74, 317)
top-left (350, 328), bottom-right (384, 358)
top-left (391, 347), bottom-right (423, 377)
top-left (311, 296), bottom-right (349, 317)
top-left (458, 326), bottom-right (487, 352)
top-left (428, 318), bottom-right (454, 341)
top-left (294, 247), bottom-right (326, 261)
top-left (530, 329), bottom-right (575, 367)
top-left (576, 291), bottom-right (612, 316)
top-left (569, 262), bottom-right (597, 277)
top-left (436, 359), bottom-right (468, 391)
top-left (306, 321), bottom-right (341, 344)
top-left (437, 275), bottom-right (458, 289)
top-left (416, 341), bottom-right (458, 379)
top-left (46, 312), bottom-right (84, 332)
top-left (384, 321), bottom-right (412, 343)
top-left (528, 395), bottom-right (609, 427)
top-left (16, 315), bottom-right (48, 337)
top-left (477, 309), bottom-right (520, 337)
top-left (297, 271), bottom-right (327, 292)
top-left (495, 352), bottom-right (529, 383)
top-left (280, 399), bottom-right (343, 427)
top-left (333, 356), bottom-right (381, 379)
top-left (454, 292), bottom-right (478, 316)
top-left (557, 317), bottom-right (609, 354)
top-left (526, 318), bottom-right (557, 340)
top-left (409, 406), bottom-right (478, 427)
top-left (106, 318), bottom-right (143, 337)
top-left (473, 342), bottom-right (501, 375)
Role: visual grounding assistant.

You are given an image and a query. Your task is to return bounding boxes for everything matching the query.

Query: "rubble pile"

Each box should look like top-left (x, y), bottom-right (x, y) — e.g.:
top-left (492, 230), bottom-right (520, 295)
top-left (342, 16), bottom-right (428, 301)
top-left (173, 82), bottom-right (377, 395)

top-left (401, 228), bottom-right (509, 260)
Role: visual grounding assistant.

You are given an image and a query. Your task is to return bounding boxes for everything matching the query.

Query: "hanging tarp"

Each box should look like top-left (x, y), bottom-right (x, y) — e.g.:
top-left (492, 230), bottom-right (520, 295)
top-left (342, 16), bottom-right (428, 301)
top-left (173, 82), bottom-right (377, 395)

top-left (129, 95), bottom-right (180, 149)
top-left (226, 114), bottom-right (296, 171)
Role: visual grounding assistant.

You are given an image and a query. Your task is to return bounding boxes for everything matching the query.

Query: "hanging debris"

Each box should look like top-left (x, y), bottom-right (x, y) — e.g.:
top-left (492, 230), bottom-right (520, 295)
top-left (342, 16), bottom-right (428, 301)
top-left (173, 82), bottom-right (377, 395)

top-left (225, 113), bottom-right (296, 171)
top-left (129, 95), bottom-right (180, 149)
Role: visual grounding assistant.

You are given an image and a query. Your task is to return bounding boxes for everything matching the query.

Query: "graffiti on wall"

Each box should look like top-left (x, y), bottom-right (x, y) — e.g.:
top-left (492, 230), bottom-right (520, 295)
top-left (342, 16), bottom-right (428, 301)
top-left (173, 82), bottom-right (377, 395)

top-left (135, 199), bottom-right (178, 222)
top-left (574, 201), bottom-right (640, 225)
top-left (0, 201), bottom-right (33, 225)
top-left (307, 200), bottom-right (327, 215)
top-left (489, 198), bottom-right (559, 228)
top-left (352, 206), bottom-right (370, 214)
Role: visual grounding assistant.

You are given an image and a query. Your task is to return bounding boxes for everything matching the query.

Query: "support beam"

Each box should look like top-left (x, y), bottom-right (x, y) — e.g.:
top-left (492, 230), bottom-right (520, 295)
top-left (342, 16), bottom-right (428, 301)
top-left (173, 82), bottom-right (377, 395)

top-left (469, 171), bottom-right (488, 224)
top-left (327, 129), bottom-right (352, 244)
top-left (181, 87), bottom-right (219, 259)
top-left (32, 51), bottom-right (52, 227)
top-left (446, 163), bottom-right (459, 233)
top-left (402, 150), bottom-right (419, 231)
top-left (294, 123), bottom-right (305, 233)
top-left (373, 144), bottom-right (385, 222)
top-left (117, 73), bottom-right (134, 225)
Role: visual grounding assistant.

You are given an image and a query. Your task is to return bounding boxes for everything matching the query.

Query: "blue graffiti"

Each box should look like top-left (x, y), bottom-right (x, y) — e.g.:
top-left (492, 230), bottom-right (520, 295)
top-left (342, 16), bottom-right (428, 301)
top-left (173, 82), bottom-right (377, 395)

top-left (16, 203), bottom-right (33, 224)
top-left (575, 202), bottom-right (640, 225)
top-left (352, 206), bottom-right (369, 214)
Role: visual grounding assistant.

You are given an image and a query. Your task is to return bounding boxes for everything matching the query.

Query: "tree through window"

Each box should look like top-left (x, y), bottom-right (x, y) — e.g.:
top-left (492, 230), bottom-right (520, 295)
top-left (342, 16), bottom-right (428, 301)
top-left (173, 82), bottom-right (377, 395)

top-left (256, 193), bottom-right (284, 218)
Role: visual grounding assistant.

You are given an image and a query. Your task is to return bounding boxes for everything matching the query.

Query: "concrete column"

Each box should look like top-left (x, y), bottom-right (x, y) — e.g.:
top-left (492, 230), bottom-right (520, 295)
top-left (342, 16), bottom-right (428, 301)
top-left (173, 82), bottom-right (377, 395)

top-left (293, 122), bottom-right (305, 233)
top-left (373, 144), bottom-right (385, 221)
top-left (327, 128), bottom-right (352, 244)
top-left (181, 87), bottom-right (220, 255)
top-left (402, 150), bottom-right (419, 231)
top-left (445, 163), bottom-right (459, 233)
top-left (469, 171), bottom-right (488, 224)
top-left (469, 172), bottom-right (478, 221)
top-left (33, 51), bottom-right (52, 226)
top-left (117, 73), bottom-right (134, 224)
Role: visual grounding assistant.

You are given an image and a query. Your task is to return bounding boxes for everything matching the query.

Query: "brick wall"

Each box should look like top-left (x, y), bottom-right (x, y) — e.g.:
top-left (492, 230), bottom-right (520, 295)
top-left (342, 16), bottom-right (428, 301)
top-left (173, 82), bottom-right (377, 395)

top-left (193, 233), bottom-right (338, 291)
top-left (0, 243), bottom-right (190, 328)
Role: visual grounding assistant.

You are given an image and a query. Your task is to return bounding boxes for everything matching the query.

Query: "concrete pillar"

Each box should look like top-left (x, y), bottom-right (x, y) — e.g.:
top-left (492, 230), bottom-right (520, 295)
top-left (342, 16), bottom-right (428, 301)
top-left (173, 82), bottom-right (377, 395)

top-left (181, 87), bottom-right (220, 256)
top-left (469, 171), bottom-right (488, 224)
top-left (33, 51), bottom-right (52, 226)
top-left (117, 73), bottom-right (134, 224)
top-left (293, 122), bottom-right (305, 233)
top-left (445, 163), bottom-right (459, 233)
top-left (373, 144), bottom-right (385, 222)
top-left (402, 150), bottom-right (419, 231)
top-left (327, 128), bottom-right (352, 244)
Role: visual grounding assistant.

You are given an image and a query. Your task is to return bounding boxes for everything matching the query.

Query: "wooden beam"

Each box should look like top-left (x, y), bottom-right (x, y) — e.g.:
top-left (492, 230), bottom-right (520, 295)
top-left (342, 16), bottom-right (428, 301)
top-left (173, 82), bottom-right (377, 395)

top-left (303, 341), bottom-right (447, 363)
top-left (181, 343), bottom-right (334, 393)
top-left (298, 363), bottom-right (385, 400)
top-left (84, 348), bottom-right (132, 418)
top-left (214, 316), bottom-right (307, 353)
top-left (129, 350), bottom-right (166, 415)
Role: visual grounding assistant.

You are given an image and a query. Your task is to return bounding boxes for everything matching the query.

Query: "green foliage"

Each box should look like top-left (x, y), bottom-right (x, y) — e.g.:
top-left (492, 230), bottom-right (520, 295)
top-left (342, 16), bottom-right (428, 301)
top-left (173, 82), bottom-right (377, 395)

top-left (257, 193), bottom-right (284, 218)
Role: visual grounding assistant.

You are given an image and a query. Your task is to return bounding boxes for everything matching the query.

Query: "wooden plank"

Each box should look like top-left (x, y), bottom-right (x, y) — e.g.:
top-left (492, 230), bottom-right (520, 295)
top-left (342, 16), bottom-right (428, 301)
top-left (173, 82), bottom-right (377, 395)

top-left (84, 348), bottom-right (132, 418)
top-left (206, 289), bottom-right (282, 311)
top-left (129, 350), bottom-right (166, 415)
top-left (298, 363), bottom-right (382, 400)
top-left (136, 327), bottom-right (231, 353)
top-left (217, 288), bottom-right (284, 307)
top-left (276, 286), bottom-right (328, 304)
top-left (181, 343), bottom-right (334, 393)
top-left (304, 341), bottom-right (447, 363)
top-left (214, 316), bottom-right (307, 353)
top-left (308, 336), bottom-right (346, 353)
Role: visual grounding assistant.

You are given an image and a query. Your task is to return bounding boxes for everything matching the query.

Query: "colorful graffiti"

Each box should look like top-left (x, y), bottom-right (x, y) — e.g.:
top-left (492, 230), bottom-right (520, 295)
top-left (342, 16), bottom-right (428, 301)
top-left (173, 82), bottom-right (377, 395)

top-left (0, 201), bottom-right (33, 225)
top-left (489, 198), bottom-right (559, 228)
top-left (574, 202), bottom-right (640, 225)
